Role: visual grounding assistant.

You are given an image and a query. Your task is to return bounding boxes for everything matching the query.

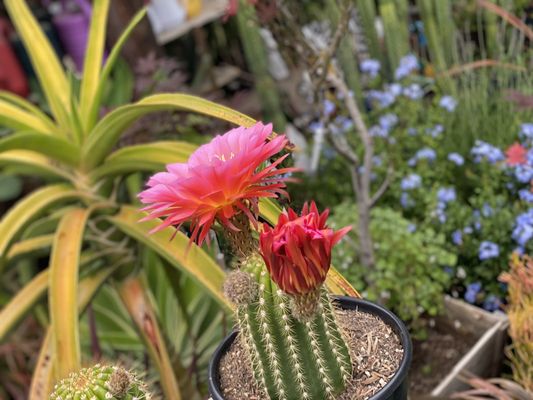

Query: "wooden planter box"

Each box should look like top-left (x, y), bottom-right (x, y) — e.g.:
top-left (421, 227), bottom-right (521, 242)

top-left (430, 296), bottom-right (509, 397)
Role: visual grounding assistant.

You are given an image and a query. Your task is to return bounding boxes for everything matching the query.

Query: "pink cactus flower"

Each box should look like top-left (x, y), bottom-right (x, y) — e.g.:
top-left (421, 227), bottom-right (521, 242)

top-left (139, 122), bottom-right (293, 245)
top-left (259, 202), bottom-right (351, 295)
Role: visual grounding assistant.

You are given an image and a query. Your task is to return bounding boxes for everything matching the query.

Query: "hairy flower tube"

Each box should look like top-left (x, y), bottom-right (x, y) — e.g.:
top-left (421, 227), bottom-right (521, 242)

top-left (138, 122), bottom-right (294, 245)
top-left (259, 202), bottom-right (351, 296)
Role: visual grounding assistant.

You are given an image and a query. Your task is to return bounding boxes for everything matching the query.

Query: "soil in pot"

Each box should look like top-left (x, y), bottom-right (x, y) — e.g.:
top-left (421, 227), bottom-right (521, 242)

top-left (218, 308), bottom-right (404, 400)
top-left (408, 317), bottom-right (478, 397)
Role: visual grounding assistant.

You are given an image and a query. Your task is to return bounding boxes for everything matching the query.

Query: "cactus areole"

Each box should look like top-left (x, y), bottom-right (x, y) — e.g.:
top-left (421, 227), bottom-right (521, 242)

top-left (139, 122), bottom-right (412, 399)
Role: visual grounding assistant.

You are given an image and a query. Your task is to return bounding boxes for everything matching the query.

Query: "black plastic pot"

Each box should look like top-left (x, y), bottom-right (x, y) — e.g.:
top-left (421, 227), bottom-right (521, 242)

top-left (208, 296), bottom-right (412, 400)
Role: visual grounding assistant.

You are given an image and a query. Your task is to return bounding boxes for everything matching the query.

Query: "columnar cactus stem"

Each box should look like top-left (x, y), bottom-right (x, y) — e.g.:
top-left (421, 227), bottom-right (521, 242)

top-left (49, 364), bottom-right (151, 400)
top-left (230, 255), bottom-right (352, 400)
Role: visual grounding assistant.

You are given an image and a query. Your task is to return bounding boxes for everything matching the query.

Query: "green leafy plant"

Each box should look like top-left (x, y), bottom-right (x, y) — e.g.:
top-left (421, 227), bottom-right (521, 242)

top-left (330, 203), bottom-right (455, 335)
top-left (0, 2), bottom-right (357, 398)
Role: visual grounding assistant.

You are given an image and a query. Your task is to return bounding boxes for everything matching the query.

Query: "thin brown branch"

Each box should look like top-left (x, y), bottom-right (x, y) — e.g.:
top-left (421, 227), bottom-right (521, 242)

top-left (370, 164), bottom-right (394, 207)
top-left (439, 59), bottom-right (527, 78)
top-left (477, 0), bottom-right (533, 41)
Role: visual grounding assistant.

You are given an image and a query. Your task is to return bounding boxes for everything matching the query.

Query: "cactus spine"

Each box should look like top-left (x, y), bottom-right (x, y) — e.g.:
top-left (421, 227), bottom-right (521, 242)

top-left (49, 364), bottom-right (151, 400)
top-left (231, 254), bottom-right (352, 400)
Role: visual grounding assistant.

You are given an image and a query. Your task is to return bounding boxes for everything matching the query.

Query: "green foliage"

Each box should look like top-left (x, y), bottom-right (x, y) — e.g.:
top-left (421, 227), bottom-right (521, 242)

top-left (330, 203), bottom-right (455, 333)
top-left (0, 174), bottom-right (22, 202)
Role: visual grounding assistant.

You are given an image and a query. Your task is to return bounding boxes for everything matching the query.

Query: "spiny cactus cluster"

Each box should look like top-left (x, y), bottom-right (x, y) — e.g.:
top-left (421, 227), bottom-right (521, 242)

top-left (49, 364), bottom-right (151, 400)
top-left (226, 253), bottom-right (352, 400)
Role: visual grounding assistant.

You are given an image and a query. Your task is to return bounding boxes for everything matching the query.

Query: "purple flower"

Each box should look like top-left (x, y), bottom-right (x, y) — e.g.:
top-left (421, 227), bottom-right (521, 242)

top-left (403, 83), bottom-right (424, 100)
top-left (401, 174), bottom-right (422, 190)
top-left (483, 295), bottom-right (501, 312)
top-left (514, 165), bottom-right (533, 183)
top-left (519, 189), bottom-right (533, 203)
top-left (394, 54), bottom-right (419, 80)
top-left (512, 209), bottom-right (533, 247)
top-left (471, 140), bottom-right (504, 164)
top-left (387, 83), bottom-right (402, 97)
top-left (448, 152), bottom-right (464, 166)
top-left (452, 230), bottom-right (463, 245)
top-left (407, 223), bottom-right (417, 233)
top-left (464, 282), bottom-right (481, 304)
top-left (426, 124), bottom-right (444, 138)
top-left (439, 96), bottom-right (457, 112)
top-left (437, 187), bottom-right (456, 204)
top-left (360, 59), bottom-right (381, 78)
top-left (478, 241), bottom-right (500, 260)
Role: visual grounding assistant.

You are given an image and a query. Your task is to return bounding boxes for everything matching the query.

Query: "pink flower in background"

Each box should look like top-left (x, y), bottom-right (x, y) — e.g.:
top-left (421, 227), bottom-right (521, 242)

top-left (138, 122), bottom-right (294, 245)
top-left (259, 202), bottom-right (351, 295)
top-left (506, 142), bottom-right (527, 166)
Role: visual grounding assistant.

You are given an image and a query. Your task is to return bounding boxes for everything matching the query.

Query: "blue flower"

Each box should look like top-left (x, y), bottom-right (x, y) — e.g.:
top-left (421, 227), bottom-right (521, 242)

top-left (403, 83), bottom-right (424, 100)
top-left (401, 174), bottom-right (422, 190)
top-left (519, 189), bottom-right (533, 203)
top-left (463, 226), bottom-right (473, 234)
top-left (514, 165), bottom-right (533, 183)
top-left (379, 113), bottom-right (399, 131)
top-left (335, 116), bottom-right (353, 132)
top-left (400, 192), bottom-right (414, 208)
top-left (367, 90), bottom-right (396, 108)
top-left (439, 95), bottom-right (457, 112)
top-left (372, 155), bottom-right (383, 166)
top-left (387, 83), bottom-right (402, 97)
top-left (437, 187), bottom-right (456, 203)
top-left (520, 123), bottom-right (533, 140)
top-left (471, 140), bottom-right (504, 164)
top-left (472, 210), bottom-right (482, 231)
top-left (407, 223), bottom-right (417, 233)
top-left (369, 125), bottom-right (388, 138)
top-left (394, 54), bottom-right (419, 80)
top-left (464, 282), bottom-right (481, 304)
top-left (435, 207), bottom-right (447, 224)
top-left (478, 241), bottom-right (500, 260)
top-left (482, 295), bottom-right (501, 312)
top-left (426, 124), bottom-right (444, 138)
top-left (452, 230), bottom-right (463, 245)
top-left (360, 59), bottom-right (381, 78)
top-left (416, 147), bottom-right (437, 162)
top-left (407, 127), bottom-right (418, 136)
top-left (448, 152), bottom-right (464, 166)
top-left (323, 99), bottom-right (336, 116)
top-left (309, 121), bottom-right (324, 134)
top-left (482, 203), bottom-right (493, 217)
top-left (512, 209), bottom-right (533, 247)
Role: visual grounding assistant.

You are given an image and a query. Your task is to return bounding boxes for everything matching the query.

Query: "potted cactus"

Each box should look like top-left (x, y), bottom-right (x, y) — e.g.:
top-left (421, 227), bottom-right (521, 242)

top-left (139, 122), bottom-right (412, 400)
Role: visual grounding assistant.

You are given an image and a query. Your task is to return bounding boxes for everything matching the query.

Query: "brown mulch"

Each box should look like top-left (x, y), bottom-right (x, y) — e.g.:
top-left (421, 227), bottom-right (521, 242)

top-left (218, 308), bottom-right (404, 400)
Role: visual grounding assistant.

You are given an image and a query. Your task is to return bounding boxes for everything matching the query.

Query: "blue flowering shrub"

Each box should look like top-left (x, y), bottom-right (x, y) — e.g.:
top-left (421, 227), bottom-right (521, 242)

top-left (325, 55), bottom-right (533, 315)
top-left (330, 202), bottom-right (456, 336)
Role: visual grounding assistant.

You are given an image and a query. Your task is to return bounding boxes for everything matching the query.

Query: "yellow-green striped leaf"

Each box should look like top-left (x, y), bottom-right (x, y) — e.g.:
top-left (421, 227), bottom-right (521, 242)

top-left (87, 8), bottom-right (147, 130)
top-left (5, 234), bottom-right (54, 265)
top-left (79, 0), bottom-right (110, 132)
top-left (3, 0), bottom-right (70, 129)
top-left (49, 208), bottom-right (90, 379)
top-left (0, 150), bottom-right (72, 180)
top-left (0, 132), bottom-right (81, 166)
top-left (90, 141), bottom-right (197, 181)
top-left (0, 184), bottom-right (79, 259)
top-left (82, 93), bottom-right (256, 169)
top-left (107, 206), bottom-right (230, 309)
top-left (118, 277), bottom-right (182, 400)
top-left (30, 267), bottom-right (118, 399)
top-left (0, 100), bottom-right (56, 134)
top-left (0, 269), bottom-right (48, 341)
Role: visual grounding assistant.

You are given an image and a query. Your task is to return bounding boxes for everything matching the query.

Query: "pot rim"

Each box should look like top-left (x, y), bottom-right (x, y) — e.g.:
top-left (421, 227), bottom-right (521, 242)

top-left (208, 295), bottom-right (412, 400)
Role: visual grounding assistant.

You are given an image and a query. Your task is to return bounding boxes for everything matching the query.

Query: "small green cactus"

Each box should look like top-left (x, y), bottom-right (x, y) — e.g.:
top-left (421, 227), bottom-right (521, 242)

top-left (49, 364), bottom-right (151, 400)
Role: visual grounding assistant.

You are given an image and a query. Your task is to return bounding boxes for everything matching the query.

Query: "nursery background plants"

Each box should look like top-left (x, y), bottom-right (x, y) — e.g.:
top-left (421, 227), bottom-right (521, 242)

top-left (0, 0), bottom-right (532, 399)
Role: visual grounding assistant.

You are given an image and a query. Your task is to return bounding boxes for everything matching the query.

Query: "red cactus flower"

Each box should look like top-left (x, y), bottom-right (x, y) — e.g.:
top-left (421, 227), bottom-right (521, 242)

top-left (259, 202), bottom-right (351, 295)
top-left (506, 142), bottom-right (527, 166)
top-left (138, 122), bottom-right (294, 245)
